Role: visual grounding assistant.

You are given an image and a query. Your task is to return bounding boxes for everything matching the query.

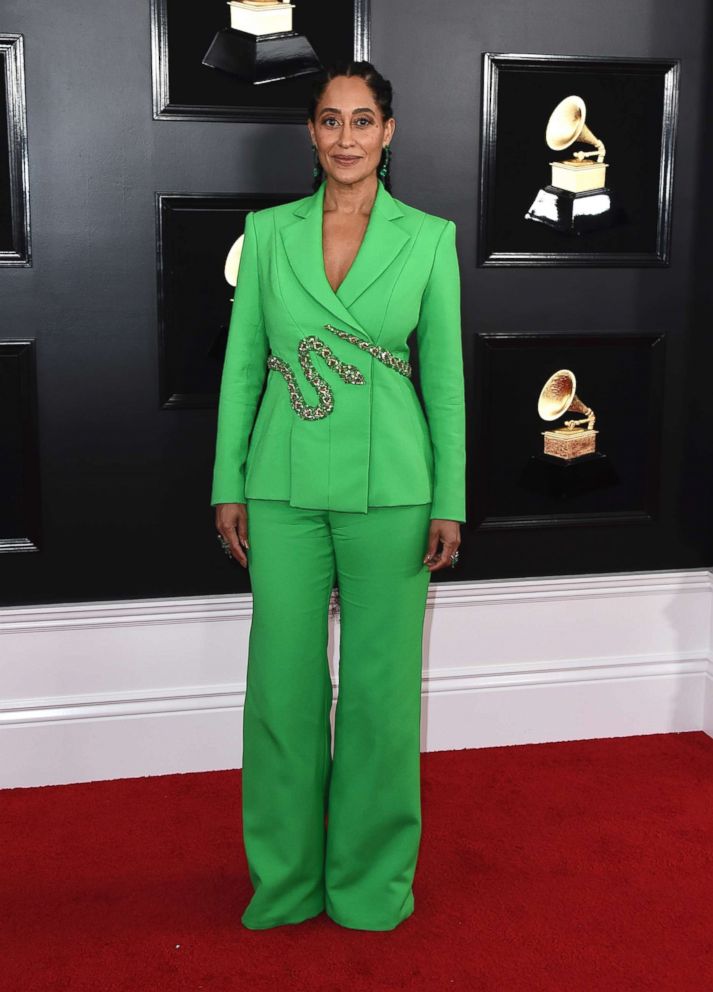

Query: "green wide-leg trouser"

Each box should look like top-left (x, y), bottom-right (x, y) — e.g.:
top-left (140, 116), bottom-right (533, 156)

top-left (240, 497), bottom-right (433, 931)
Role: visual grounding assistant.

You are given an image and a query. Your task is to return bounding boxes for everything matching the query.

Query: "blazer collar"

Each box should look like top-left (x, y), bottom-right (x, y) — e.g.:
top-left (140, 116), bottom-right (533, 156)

top-left (279, 178), bottom-right (409, 342)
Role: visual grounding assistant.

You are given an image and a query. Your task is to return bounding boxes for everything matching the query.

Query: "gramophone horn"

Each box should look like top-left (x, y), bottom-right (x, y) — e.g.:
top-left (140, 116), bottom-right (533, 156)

top-left (224, 233), bottom-right (245, 287)
top-left (545, 95), bottom-right (606, 161)
top-left (538, 369), bottom-right (594, 425)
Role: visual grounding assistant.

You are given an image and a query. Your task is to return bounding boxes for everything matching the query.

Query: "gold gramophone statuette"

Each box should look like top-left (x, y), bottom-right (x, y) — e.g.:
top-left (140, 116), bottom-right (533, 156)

top-left (538, 369), bottom-right (598, 459)
top-left (524, 94), bottom-right (618, 235)
top-left (203, 0), bottom-right (322, 85)
top-left (545, 95), bottom-right (608, 193)
top-left (228, 0), bottom-right (295, 34)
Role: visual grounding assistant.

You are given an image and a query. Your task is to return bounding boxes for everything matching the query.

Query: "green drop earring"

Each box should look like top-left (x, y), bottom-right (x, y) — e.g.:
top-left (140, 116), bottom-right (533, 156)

top-left (312, 144), bottom-right (322, 179)
top-left (378, 144), bottom-right (392, 181)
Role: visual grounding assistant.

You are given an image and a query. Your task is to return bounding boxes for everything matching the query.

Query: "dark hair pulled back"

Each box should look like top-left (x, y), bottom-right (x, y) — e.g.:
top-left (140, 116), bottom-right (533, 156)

top-left (307, 60), bottom-right (394, 193)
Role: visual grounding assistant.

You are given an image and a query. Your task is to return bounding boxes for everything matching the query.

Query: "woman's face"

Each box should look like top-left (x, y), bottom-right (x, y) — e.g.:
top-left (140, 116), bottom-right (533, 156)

top-left (308, 75), bottom-right (395, 186)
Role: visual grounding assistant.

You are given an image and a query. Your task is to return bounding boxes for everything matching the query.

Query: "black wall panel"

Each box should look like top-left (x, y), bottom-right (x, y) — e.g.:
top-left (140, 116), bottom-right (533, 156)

top-left (0, 0), bottom-right (711, 606)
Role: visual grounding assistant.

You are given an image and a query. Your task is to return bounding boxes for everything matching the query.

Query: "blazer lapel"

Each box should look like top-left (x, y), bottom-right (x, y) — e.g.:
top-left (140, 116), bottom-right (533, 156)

top-left (279, 178), bottom-right (409, 344)
top-left (336, 181), bottom-right (409, 311)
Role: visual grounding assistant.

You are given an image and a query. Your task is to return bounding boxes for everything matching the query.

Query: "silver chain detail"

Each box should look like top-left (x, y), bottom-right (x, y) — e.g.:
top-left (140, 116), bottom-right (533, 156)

top-left (266, 323), bottom-right (412, 421)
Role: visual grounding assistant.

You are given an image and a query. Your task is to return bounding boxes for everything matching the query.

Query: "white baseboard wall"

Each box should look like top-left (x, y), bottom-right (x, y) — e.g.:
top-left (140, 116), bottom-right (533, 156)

top-left (704, 577), bottom-right (713, 738)
top-left (1, 568), bottom-right (712, 789)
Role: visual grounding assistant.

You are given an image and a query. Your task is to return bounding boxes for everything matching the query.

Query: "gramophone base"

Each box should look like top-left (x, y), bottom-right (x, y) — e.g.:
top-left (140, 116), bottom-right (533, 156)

top-left (202, 28), bottom-right (323, 85)
top-left (525, 185), bottom-right (620, 235)
top-left (542, 428), bottom-right (598, 459)
top-left (519, 451), bottom-right (619, 499)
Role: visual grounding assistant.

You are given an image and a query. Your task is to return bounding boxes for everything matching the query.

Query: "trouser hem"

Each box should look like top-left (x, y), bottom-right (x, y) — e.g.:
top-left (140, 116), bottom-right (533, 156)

top-left (241, 903), bottom-right (325, 930)
top-left (325, 906), bottom-right (415, 932)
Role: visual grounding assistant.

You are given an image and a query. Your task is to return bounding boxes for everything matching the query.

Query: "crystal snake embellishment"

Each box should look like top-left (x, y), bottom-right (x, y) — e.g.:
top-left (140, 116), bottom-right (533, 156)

top-left (266, 323), bottom-right (412, 421)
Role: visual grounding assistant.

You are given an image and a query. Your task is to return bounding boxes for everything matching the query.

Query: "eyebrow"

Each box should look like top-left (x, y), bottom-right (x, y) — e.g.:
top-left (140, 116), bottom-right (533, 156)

top-left (319, 107), bottom-right (376, 115)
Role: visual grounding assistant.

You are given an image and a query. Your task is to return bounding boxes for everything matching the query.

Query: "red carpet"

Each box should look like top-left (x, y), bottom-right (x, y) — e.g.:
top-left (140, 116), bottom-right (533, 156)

top-left (2, 731), bottom-right (712, 991)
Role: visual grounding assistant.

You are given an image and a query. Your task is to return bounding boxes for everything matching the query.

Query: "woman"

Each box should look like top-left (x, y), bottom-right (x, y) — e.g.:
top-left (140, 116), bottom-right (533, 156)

top-left (212, 60), bottom-right (466, 932)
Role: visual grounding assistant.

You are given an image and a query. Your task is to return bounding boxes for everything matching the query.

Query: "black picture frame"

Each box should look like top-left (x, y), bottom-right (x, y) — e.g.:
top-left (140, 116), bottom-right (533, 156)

top-left (0, 34), bottom-right (31, 266)
top-left (0, 340), bottom-right (42, 552)
top-left (478, 54), bottom-right (680, 267)
top-left (155, 191), bottom-right (298, 409)
top-left (151, 0), bottom-right (371, 122)
top-left (471, 332), bottom-right (666, 530)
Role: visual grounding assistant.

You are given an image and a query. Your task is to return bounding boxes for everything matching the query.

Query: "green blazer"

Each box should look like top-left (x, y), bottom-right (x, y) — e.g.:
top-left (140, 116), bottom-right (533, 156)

top-left (210, 177), bottom-right (466, 522)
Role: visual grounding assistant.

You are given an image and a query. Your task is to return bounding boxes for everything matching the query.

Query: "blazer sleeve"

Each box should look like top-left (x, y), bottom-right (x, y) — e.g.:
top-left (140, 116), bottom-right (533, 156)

top-left (210, 211), bottom-right (269, 506)
top-left (415, 219), bottom-right (467, 523)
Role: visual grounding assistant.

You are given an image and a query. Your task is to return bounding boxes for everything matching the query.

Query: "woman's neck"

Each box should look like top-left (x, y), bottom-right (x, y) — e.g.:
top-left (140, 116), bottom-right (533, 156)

top-left (323, 173), bottom-right (378, 216)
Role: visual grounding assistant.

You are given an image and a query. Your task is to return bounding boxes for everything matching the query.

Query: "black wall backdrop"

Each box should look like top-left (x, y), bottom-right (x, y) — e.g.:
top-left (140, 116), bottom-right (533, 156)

top-left (1, 0), bottom-right (712, 607)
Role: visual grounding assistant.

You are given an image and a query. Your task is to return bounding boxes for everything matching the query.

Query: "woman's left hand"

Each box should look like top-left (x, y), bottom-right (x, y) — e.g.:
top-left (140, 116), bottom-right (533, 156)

top-left (423, 519), bottom-right (461, 572)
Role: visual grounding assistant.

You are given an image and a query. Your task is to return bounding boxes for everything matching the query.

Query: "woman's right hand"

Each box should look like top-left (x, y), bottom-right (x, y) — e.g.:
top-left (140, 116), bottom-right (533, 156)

top-left (215, 502), bottom-right (250, 568)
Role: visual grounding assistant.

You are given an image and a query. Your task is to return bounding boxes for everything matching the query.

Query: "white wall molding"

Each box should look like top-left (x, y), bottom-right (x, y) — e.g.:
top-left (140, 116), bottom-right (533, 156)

top-left (2, 568), bottom-right (712, 789)
top-left (704, 589), bottom-right (713, 738)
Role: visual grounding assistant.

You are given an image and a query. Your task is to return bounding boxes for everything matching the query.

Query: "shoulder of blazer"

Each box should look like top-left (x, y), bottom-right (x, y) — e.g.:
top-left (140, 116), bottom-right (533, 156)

top-left (249, 193), bottom-right (312, 232)
top-left (389, 195), bottom-right (454, 248)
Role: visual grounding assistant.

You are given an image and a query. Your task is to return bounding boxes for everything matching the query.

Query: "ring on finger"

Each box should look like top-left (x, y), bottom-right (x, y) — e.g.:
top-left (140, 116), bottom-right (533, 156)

top-left (216, 533), bottom-right (232, 557)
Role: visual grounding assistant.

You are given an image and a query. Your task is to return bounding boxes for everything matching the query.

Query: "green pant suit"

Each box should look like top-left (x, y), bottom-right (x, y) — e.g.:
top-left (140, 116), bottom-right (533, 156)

top-left (211, 178), bottom-right (466, 930)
